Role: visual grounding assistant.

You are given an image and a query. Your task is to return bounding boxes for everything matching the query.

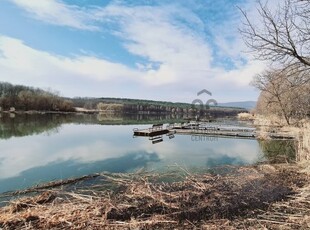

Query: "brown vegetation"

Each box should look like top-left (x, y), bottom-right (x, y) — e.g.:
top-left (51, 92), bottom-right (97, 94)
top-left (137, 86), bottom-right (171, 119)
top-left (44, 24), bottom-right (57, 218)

top-left (297, 122), bottom-right (310, 161)
top-left (97, 103), bottom-right (124, 113)
top-left (253, 68), bottom-right (310, 125)
top-left (237, 112), bottom-right (255, 121)
top-left (0, 165), bottom-right (308, 229)
top-left (0, 82), bottom-right (74, 112)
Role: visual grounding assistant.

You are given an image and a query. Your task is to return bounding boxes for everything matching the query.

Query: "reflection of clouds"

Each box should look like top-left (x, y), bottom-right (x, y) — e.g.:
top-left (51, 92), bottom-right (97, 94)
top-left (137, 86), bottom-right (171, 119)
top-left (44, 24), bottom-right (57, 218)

top-left (214, 141), bottom-right (262, 163)
top-left (0, 124), bottom-right (262, 181)
top-left (55, 141), bottom-right (126, 163)
top-left (206, 155), bottom-right (244, 168)
top-left (0, 125), bottom-right (143, 179)
top-left (0, 152), bottom-right (161, 193)
top-left (0, 140), bottom-right (43, 179)
top-left (140, 136), bottom-right (261, 169)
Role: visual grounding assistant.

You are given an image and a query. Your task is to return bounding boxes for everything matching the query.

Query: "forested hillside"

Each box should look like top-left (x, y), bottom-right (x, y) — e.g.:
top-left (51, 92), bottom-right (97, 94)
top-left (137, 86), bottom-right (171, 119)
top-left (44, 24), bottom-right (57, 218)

top-left (0, 82), bottom-right (74, 112)
top-left (0, 82), bottom-right (246, 117)
top-left (72, 97), bottom-right (246, 110)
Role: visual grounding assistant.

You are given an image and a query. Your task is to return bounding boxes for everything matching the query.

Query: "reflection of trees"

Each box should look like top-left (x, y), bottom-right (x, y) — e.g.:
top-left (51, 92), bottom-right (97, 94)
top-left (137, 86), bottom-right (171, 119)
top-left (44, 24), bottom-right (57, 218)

top-left (97, 113), bottom-right (184, 124)
top-left (0, 113), bottom-right (185, 139)
top-left (0, 113), bottom-right (111, 139)
top-left (259, 140), bottom-right (296, 163)
top-left (0, 113), bottom-right (70, 139)
top-left (1, 111), bottom-right (240, 140)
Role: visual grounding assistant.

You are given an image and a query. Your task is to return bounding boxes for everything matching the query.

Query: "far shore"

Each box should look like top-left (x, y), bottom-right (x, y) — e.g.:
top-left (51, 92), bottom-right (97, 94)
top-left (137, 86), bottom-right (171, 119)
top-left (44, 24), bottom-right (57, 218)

top-left (0, 108), bottom-right (104, 114)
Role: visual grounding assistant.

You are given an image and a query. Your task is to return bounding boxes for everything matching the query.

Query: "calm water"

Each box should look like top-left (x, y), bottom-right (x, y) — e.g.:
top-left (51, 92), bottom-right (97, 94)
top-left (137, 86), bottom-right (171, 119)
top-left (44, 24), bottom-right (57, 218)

top-left (0, 113), bottom-right (294, 193)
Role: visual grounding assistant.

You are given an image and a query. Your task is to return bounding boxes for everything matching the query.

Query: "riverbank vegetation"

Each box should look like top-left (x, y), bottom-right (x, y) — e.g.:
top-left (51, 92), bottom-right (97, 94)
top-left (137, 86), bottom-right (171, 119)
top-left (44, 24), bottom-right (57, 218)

top-left (240, 0), bottom-right (309, 126)
top-left (240, 0), bottom-right (310, 162)
top-left (0, 165), bottom-right (309, 229)
top-left (0, 82), bottom-right (74, 112)
top-left (253, 68), bottom-right (310, 126)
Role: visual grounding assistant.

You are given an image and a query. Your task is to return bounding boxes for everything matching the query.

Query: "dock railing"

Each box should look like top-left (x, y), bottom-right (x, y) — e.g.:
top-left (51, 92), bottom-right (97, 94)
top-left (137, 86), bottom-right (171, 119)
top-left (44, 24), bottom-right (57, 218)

top-left (148, 124), bottom-right (163, 132)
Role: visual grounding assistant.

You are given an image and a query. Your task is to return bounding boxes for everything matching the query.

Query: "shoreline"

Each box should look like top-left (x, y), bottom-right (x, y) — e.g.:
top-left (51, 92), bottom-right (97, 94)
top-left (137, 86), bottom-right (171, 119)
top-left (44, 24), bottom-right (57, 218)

top-left (0, 163), bottom-right (309, 229)
top-left (1, 114), bottom-right (309, 229)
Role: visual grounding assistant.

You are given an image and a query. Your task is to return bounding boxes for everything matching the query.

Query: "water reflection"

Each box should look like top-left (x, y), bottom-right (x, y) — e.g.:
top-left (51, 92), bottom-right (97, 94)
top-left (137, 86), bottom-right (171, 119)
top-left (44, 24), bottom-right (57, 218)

top-left (0, 113), bottom-right (63, 139)
top-left (258, 140), bottom-right (296, 163)
top-left (0, 152), bottom-right (160, 193)
top-left (149, 135), bottom-right (164, 144)
top-left (0, 113), bottom-right (185, 140)
top-left (0, 113), bottom-right (268, 193)
top-left (136, 132), bottom-right (176, 145)
top-left (207, 155), bottom-right (245, 168)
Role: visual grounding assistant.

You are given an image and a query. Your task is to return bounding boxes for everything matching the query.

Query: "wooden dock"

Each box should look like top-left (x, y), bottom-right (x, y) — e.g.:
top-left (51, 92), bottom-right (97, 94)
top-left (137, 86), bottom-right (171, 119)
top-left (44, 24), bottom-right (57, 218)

top-left (133, 124), bottom-right (169, 137)
top-left (169, 124), bottom-right (257, 138)
top-left (175, 129), bottom-right (256, 139)
top-left (133, 123), bottom-right (296, 140)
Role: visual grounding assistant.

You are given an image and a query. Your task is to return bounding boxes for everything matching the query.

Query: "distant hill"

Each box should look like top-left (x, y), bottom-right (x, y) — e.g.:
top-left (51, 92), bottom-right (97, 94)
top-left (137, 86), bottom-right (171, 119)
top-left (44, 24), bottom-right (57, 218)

top-left (0, 81), bottom-right (250, 116)
top-left (72, 97), bottom-right (250, 110)
top-left (218, 101), bottom-right (256, 110)
top-left (72, 97), bottom-right (248, 117)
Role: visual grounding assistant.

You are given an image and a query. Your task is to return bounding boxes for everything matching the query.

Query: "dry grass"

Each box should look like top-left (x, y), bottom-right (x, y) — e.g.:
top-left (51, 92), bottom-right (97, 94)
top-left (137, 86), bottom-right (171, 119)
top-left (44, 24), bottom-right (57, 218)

top-left (254, 114), bottom-right (288, 128)
top-left (237, 113), bottom-right (255, 121)
top-left (97, 103), bottom-right (124, 113)
top-left (297, 121), bottom-right (310, 161)
top-left (254, 115), bottom-right (310, 161)
top-left (0, 165), bottom-right (308, 229)
top-left (253, 115), bottom-right (299, 140)
top-left (229, 162), bottom-right (310, 230)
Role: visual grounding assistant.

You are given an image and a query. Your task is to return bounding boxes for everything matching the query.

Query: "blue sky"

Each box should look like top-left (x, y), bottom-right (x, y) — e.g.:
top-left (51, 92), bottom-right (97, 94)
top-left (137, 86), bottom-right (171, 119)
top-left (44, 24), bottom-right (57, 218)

top-left (0, 0), bottom-right (271, 103)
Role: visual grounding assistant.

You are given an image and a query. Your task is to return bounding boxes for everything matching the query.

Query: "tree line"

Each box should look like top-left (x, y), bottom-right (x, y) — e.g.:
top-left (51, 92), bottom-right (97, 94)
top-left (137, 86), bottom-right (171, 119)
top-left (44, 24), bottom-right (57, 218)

top-left (0, 82), bottom-right (74, 112)
top-left (240, 0), bottom-right (310, 124)
top-left (72, 97), bottom-right (200, 110)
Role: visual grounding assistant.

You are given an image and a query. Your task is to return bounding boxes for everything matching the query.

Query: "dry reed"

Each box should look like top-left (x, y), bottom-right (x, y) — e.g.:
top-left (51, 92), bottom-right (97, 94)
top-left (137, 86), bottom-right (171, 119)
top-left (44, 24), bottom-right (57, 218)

top-left (0, 165), bottom-right (308, 229)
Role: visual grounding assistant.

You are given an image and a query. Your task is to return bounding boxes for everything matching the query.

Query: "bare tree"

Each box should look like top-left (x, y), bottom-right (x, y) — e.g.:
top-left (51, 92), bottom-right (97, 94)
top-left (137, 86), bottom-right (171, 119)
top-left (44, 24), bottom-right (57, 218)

top-left (239, 0), bottom-right (310, 69)
top-left (253, 67), bottom-right (310, 125)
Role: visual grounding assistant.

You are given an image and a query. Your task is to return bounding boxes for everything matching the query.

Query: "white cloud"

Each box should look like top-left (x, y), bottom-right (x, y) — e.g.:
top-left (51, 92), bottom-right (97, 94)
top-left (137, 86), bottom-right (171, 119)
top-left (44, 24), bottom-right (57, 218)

top-left (2, 0), bottom-right (269, 101)
top-left (91, 3), bottom-right (266, 95)
top-left (217, 60), bottom-right (266, 87)
top-left (0, 35), bottom-right (140, 86)
top-left (95, 4), bottom-right (213, 84)
top-left (10, 0), bottom-right (98, 30)
top-left (0, 33), bottom-right (263, 101)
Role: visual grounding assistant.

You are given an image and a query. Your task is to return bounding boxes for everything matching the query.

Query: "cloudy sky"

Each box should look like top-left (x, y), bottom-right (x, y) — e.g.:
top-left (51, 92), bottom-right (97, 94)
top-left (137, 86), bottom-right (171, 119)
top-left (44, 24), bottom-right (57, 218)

top-left (0, 0), bottom-right (270, 103)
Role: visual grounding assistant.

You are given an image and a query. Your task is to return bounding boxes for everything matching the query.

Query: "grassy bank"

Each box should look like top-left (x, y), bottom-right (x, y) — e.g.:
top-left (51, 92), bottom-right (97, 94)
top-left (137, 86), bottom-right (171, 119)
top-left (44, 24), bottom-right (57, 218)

top-left (0, 165), bottom-right (309, 229)
top-left (252, 115), bottom-right (310, 161)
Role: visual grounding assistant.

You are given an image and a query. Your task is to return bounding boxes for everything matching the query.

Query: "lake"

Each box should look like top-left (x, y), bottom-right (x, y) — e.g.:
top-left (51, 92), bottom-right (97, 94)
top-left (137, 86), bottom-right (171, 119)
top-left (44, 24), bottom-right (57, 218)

top-left (0, 113), bottom-right (294, 193)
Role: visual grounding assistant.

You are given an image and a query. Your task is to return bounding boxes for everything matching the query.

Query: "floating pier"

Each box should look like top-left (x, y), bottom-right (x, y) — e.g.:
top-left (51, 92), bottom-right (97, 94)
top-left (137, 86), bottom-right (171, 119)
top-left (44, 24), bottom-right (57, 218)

top-left (133, 122), bottom-right (296, 140)
top-left (133, 124), bottom-right (170, 137)
top-left (175, 124), bottom-right (257, 139)
top-left (175, 129), bottom-right (256, 139)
